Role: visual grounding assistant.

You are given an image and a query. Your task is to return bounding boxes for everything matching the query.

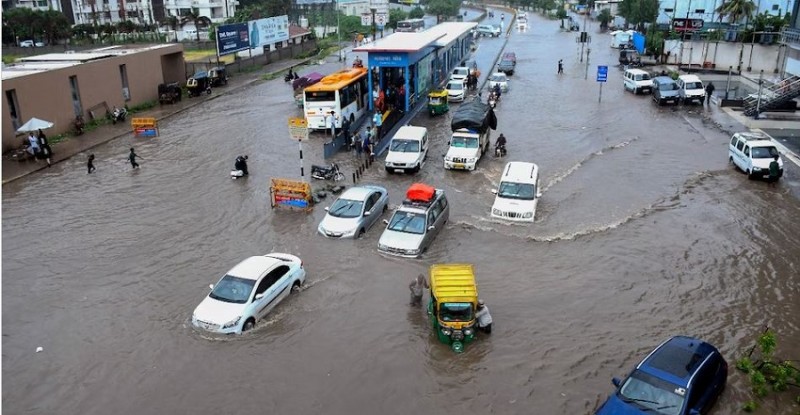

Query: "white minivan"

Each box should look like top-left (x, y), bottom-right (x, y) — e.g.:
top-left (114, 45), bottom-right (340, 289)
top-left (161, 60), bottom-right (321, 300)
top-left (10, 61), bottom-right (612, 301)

top-left (728, 131), bottom-right (784, 180)
top-left (623, 68), bottom-right (652, 95)
top-left (490, 161), bottom-right (541, 222)
top-left (385, 126), bottom-right (429, 174)
top-left (677, 74), bottom-right (705, 104)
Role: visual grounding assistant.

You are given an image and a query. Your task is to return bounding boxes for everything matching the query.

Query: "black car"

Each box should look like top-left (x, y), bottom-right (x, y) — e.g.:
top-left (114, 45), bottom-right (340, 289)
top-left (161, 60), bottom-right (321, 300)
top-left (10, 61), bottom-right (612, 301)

top-left (497, 59), bottom-right (515, 75)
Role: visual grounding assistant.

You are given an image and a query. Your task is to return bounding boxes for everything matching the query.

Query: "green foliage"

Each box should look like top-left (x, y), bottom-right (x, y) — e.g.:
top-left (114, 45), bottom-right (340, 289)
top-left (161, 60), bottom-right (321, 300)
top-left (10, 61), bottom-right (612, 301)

top-left (426, 0), bottom-right (461, 21)
top-left (339, 15), bottom-right (369, 36)
top-left (598, 9), bottom-right (612, 29)
top-left (127, 100), bottom-right (157, 113)
top-left (556, 9), bottom-right (567, 19)
top-left (409, 7), bottom-right (425, 19)
top-left (645, 27), bottom-right (664, 57)
top-left (389, 8), bottom-right (409, 29)
top-left (716, 0), bottom-right (756, 24)
top-left (617, 0), bottom-right (659, 29)
top-left (736, 329), bottom-right (800, 412)
top-left (2, 8), bottom-right (70, 45)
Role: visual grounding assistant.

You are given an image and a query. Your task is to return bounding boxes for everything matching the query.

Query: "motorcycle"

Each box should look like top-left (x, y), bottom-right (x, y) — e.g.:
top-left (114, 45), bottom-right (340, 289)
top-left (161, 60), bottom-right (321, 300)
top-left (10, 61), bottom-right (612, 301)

top-left (488, 92), bottom-right (499, 108)
top-left (232, 156), bottom-right (249, 179)
top-left (284, 71), bottom-right (298, 82)
top-left (311, 163), bottom-right (345, 181)
top-left (495, 143), bottom-right (507, 157)
top-left (110, 107), bottom-right (127, 124)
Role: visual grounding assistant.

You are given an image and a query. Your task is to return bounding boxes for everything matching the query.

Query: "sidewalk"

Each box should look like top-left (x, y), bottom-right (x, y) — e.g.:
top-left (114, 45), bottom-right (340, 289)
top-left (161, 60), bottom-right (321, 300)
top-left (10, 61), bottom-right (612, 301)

top-left (2, 56), bottom-right (311, 184)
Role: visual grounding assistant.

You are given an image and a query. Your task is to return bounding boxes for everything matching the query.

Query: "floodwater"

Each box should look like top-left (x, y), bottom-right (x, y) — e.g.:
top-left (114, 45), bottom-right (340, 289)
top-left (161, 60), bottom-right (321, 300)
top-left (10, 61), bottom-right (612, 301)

top-left (3, 11), bottom-right (800, 415)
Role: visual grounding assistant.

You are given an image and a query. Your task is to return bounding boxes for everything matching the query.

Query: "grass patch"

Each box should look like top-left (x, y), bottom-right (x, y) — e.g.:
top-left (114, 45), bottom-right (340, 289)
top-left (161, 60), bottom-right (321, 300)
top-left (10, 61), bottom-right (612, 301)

top-left (184, 50), bottom-right (234, 64)
top-left (127, 100), bottom-right (157, 113)
top-left (261, 72), bottom-right (282, 81)
top-left (2, 55), bottom-right (21, 64)
top-left (48, 133), bottom-right (69, 145)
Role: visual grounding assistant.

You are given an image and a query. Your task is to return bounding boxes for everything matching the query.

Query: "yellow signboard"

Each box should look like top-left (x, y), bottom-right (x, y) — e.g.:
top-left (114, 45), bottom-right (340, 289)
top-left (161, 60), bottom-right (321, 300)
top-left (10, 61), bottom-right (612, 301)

top-left (270, 178), bottom-right (312, 211)
top-left (131, 117), bottom-right (159, 138)
top-left (288, 117), bottom-right (309, 142)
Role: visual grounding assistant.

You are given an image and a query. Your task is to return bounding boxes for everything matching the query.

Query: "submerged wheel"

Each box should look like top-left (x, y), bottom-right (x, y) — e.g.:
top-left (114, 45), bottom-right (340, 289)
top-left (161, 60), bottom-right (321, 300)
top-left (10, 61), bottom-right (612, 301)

top-left (242, 319), bottom-right (255, 332)
top-left (292, 281), bottom-right (302, 293)
top-left (357, 228), bottom-right (365, 238)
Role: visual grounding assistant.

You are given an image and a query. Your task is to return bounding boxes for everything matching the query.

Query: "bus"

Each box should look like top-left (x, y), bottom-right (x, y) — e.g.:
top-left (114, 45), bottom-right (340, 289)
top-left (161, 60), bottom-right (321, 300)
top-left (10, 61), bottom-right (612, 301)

top-left (303, 67), bottom-right (369, 131)
top-left (396, 18), bottom-right (425, 32)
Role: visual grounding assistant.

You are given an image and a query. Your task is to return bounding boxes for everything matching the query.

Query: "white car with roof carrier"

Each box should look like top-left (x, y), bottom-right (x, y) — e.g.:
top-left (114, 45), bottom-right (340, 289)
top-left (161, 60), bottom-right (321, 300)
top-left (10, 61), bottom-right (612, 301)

top-left (378, 184), bottom-right (450, 258)
top-left (491, 162), bottom-right (541, 222)
top-left (191, 253), bottom-right (306, 334)
top-left (728, 131), bottom-right (784, 180)
top-left (385, 126), bottom-right (429, 174)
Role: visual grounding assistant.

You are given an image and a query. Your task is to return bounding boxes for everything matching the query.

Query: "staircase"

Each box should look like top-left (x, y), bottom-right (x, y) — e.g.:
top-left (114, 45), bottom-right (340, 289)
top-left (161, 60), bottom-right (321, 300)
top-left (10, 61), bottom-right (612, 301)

top-left (743, 75), bottom-right (800, 117)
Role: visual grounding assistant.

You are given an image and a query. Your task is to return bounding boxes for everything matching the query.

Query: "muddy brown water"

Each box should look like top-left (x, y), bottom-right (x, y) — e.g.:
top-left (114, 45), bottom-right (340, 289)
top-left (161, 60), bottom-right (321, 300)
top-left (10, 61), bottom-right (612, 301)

top-left (3, 11), bottom-right (799, 415)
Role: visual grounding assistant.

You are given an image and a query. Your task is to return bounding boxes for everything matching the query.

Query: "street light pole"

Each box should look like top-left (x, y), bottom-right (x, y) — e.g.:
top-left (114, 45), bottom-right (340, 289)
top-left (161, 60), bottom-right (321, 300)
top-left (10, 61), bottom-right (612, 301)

top-left (371, 7), bottom-right (377, 41)
top-left (336, 0), bottom-right (342, 62)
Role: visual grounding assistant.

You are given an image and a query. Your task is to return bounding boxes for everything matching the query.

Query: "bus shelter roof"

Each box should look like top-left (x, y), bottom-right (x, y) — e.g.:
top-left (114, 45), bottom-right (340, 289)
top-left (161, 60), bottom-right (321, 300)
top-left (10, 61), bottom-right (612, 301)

top-left (354, 32), bottom-right (445, 53)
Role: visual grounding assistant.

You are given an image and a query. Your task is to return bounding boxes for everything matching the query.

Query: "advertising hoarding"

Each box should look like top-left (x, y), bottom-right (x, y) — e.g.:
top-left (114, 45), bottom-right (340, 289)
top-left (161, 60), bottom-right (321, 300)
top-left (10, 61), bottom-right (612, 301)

top-left (249, 15), bottom-right (290, 48)
top-left (216, 23), bottom-right (250, 56)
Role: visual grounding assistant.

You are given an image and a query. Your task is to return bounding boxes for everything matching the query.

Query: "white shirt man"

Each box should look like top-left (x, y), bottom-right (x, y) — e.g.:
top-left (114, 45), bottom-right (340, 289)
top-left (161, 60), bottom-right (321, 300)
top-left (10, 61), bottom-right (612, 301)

top-left (327, 112), bottom-right (338, 137)
top-left (476, 300), bottom-right (493, 334)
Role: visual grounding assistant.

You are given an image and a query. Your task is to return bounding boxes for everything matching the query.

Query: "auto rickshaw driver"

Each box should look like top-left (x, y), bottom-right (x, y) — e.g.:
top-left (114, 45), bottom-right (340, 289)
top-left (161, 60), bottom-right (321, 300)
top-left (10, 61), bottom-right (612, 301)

top-left (353, 56), bottom-right (364, 68)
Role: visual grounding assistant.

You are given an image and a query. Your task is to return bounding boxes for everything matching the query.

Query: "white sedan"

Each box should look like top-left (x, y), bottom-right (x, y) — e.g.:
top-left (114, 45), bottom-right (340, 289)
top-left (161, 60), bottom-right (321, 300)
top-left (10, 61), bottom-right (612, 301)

top-left (488, 72), bottom-right (509, 92)
top-left (447, 79), bottom-right (467, 102)
top-left (318, 185), bottom-right (389, 238)
top-left (192, 253), bottom-right (306, 334)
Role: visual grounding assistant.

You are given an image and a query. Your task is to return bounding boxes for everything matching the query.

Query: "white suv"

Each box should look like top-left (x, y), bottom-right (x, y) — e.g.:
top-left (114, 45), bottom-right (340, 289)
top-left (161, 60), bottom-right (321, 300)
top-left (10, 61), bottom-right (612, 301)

top-left (385, 126), bottom-right (429, 174)
top-left (728, 131), bottom-right (783, 180)
top-left (677, 74), bottom-right (705, 104)
top-left (491, 162), bottom-right (540, 222)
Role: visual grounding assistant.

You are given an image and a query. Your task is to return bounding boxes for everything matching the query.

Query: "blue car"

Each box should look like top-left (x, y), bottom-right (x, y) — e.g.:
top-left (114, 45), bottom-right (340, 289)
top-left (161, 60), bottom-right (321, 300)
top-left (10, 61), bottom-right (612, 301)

top-left (596, 336), bottom-right (728, 415)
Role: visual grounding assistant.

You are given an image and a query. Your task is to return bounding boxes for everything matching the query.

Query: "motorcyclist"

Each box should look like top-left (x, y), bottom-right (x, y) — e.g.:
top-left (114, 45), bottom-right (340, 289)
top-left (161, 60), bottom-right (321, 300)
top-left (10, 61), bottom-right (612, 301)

top-left (492, 83), bottom-right (502, 99)
top-left (234, 155), bottom-right (249, 176)
top-left (495, 133), bottom-right (507, 152)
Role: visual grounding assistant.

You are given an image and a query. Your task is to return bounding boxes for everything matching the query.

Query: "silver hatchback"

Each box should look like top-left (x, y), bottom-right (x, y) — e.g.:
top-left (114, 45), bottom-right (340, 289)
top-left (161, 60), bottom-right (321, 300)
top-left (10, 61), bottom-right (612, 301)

top-left (377, 189), bottom-right (450, 258)
top-left (318, 185), bottom-right (389, 239)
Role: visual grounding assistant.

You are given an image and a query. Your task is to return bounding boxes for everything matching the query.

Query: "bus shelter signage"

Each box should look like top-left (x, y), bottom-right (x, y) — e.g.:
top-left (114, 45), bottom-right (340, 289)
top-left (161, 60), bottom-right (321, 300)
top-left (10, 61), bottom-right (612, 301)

top-left (270, 178), bottom-right (312, 211)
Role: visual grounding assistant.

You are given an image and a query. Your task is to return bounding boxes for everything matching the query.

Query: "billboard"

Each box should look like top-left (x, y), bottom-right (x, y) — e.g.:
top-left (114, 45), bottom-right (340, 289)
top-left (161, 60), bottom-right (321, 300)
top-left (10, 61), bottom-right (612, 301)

top-left (249, 15), bottom-right (290, 48)
top-left (216, 23), bottom-right (250, 56)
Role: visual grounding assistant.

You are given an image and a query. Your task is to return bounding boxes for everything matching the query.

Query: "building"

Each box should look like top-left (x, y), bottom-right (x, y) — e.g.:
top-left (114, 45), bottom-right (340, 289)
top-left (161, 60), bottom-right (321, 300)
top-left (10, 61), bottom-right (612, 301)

top-left (780, 0), bottom-right (800, 76)
top-left (68, 0), bottom-right (236, 27)
top-left (655, 0), bottom-right (792, 25)
top-left (2, 44), bottom-right (184, 151)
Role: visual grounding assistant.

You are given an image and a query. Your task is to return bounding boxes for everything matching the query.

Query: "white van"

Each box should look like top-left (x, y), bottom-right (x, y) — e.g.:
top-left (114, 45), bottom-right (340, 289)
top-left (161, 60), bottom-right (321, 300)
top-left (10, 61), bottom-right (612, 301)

top-left (385, 126), bottom-right (429, 174)
top-left (623, 68), bottom-right (652, 95)
top-left (728, 131), bottom-right (783, 180)
top-left (677, 75), bottom-right (705, 104)
top-left (490, 161), bottom-right (540, 222)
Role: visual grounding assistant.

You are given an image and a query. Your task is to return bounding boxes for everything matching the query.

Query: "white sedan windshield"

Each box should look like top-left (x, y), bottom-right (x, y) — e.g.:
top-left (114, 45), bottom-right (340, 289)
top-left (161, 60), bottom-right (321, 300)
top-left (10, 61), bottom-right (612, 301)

top-left (209, 275), bottom-right (255, 304)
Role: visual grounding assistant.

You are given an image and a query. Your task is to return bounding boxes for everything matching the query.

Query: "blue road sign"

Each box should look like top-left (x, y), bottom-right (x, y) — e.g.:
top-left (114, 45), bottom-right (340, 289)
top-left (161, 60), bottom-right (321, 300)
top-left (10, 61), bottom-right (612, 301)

top-left (597, 65), bottom-right (608, 82)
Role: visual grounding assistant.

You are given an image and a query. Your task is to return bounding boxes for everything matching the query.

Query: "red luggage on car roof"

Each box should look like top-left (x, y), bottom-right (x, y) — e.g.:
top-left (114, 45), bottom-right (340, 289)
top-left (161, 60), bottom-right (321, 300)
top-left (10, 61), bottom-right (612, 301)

top-left (406, 183), bottom-right (435, 202)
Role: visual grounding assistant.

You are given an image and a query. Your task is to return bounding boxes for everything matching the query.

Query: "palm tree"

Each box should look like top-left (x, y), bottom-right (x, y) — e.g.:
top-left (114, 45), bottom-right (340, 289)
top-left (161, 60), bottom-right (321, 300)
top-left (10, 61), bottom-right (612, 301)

top-left (716, 0), bottom-right (757, 24)
top-left (598, 8), bottom-right (612, 30)
top-left (181, 7), bottom-right (212, 42)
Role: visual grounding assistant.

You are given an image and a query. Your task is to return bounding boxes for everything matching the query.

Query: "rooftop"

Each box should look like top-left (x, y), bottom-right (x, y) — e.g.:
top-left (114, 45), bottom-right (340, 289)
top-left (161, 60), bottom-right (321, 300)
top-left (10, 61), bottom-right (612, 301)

top-left (354, 21), bottom-right (476, 53)
top-left (2, 44), bottom-right (179, 81)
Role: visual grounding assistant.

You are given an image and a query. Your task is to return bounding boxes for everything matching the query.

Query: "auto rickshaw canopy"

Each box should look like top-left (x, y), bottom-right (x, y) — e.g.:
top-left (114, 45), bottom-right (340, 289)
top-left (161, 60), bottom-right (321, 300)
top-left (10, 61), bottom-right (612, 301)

top-left (430, 263), bottom-right (477, 305)
top-left (429, 89), bottom-right (448, 99)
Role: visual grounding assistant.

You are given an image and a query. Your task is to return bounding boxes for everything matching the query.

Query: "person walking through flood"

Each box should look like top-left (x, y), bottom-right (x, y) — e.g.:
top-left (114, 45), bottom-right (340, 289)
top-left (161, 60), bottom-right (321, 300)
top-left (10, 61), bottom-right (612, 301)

top-left (87, 154), bottom-right (96, 174)
top-left (768, 155), bottom-right (780, 187)
top-left (409, 274), bottom-right (429, 305)
top-left (476, 300), bottom-right (493, 334)
top-left (705, 82), bottom-right (715, 105)
top-left (128, 148), bottom-right (140, 169)
top-left (37, 129), bottom-right (52, 167)
top-left (558, 59), bottom-right (564, 75)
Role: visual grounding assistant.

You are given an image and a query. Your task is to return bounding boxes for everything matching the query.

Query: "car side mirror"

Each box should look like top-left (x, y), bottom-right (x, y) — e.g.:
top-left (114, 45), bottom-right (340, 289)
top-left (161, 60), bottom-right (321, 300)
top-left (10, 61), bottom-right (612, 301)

top-left (428, 225), bottom-right (435, 231)
top-left (491, 189), bottom-right (498, 194)
top-left (383, 219), bottom-right (389, 225)
top-left (254, 293), bottom-right (264, 301)
top-left (612, 377), bottom-right (621, 387)
top-left (324, 206), bottom-right (330, 211)
top-left (364, 211), bottom-right (371, 216)
top-left (209, 284), bottom-right (214, 290)
top-left (537, 192), bottom-right (543, 198)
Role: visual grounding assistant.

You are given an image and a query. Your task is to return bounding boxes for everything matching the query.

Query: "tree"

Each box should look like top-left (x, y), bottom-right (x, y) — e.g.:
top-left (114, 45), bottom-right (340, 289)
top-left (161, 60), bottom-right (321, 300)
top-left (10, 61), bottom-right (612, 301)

top-left (597, 8), bottom-right (612, 30)
top-left (409, 6), bottom-right (425, 19)
top-left (426, 0), bottom-right (460, 22)
top-left (716, 0), bottom-right (756, 24)
top-left (617, 0), bottom-right (658, 30)
top-left (180, 7), bottom-right (212, 41)
top-left (41, 10), bottom-right (71, 45)
top-left (389, 8), bottom-right (409, 29)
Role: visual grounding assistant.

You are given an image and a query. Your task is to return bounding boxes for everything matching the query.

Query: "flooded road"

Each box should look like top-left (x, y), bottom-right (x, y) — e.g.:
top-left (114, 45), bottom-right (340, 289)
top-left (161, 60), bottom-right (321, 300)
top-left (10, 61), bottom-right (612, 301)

top-left (4, 11), bottom-right (800, 415)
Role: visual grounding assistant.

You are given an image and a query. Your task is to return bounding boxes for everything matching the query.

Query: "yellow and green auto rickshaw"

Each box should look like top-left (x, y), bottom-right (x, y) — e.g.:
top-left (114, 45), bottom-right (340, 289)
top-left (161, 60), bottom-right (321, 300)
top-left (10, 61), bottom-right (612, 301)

top-left (428, 89), bottom-right (449, 116)
top-left (428, 263), bottom-right (478, 353)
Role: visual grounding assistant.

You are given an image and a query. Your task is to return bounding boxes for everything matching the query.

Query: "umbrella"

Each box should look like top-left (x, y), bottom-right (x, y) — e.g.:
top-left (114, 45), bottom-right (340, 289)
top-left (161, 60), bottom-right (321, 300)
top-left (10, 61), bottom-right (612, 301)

top-left (16, 117), bottom-right (54, 133)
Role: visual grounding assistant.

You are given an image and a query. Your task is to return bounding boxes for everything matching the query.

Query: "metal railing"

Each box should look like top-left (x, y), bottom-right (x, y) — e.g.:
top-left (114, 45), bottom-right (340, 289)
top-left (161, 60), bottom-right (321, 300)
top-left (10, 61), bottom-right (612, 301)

top-left (781, 27), bottom-right (800, 45)
top-left (743, 74), bottom-right (800, 116)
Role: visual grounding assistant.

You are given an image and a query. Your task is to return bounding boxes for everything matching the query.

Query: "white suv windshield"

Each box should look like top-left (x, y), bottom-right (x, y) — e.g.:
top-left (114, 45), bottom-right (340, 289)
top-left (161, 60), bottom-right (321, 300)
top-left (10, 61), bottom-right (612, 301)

top-left (451, 136), bottom-right (479, 148)
top-left (752, 146), bottom-right (779, 158)
top-left (388, 210), bottom-right (426, 234)
top-left (390, 139), bottom-right (420, 153)
top-left (684, 81), bottom-right (703, 89)
top-left (498, 181), bottom-right (536, 200)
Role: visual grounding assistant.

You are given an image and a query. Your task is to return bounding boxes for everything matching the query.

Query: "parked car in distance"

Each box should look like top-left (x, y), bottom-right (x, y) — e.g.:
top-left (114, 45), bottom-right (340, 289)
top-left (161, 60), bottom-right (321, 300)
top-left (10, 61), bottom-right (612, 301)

top-left (476, 24), bottom-right (501, 37)
top-left (318, 185), bottom-right (389, 238)
top-left (652, 76), bottom-right (680, 105)
top-left (450, 66), bottom-right (470, 82)
top-left (19, 40), bottom-right (44, 47)
top-left (491, 162), bottom-right (540, 222)
top-left (497, 58), bottom-right (516, 75)
top-left (728, 131), bottom-right (783, 180)
top-left (623, 68), bottom-right (652, 95)
top-left (378, 184), bottom-right (450, 258)
top-left (447, 78), bottom-right (467, 102)
top-left (191, 254), bottom-right (306, 334)
top-left (385, 126), bottom-right (429, 174)
top-left (677, 75), bottom-right (705, 104)
top-left (595, 335), bottom-right (728, 415)
top-left (488, 73), bottom-right (509, 92)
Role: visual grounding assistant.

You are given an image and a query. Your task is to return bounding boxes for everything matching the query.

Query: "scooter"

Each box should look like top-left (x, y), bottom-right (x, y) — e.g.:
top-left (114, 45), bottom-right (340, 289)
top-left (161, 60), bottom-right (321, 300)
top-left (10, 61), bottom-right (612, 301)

top-left (495, 143), bottom-right (507, 157)
top-left (311, 163), bottom-right (345, 181)
top-left (488, 92), bottom-right (499, 108)
top-left (110, 107), bottom-right (127, 124)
